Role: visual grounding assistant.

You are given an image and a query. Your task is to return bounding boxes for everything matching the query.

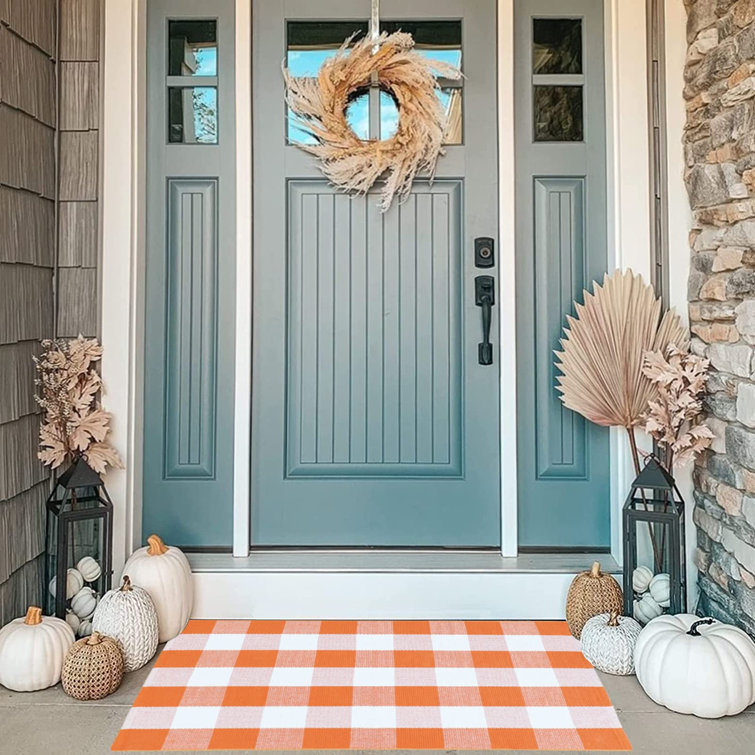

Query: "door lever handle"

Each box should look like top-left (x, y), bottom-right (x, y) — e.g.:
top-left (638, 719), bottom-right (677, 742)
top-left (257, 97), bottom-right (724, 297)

top-left (475, 276), bottom-right (495, 366)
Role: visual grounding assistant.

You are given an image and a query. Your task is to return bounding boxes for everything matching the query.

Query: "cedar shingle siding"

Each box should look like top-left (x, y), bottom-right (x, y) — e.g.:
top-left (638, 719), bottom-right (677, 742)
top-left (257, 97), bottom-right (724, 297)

top-left (0, 0), bottom-right (100, 625)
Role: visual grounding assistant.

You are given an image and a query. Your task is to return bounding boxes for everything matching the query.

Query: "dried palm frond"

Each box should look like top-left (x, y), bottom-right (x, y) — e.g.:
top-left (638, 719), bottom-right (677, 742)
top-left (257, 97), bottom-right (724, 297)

top-left (555, 269), bottom-right (689, 440)
top-left (283, 31), bottom-right (461, 211)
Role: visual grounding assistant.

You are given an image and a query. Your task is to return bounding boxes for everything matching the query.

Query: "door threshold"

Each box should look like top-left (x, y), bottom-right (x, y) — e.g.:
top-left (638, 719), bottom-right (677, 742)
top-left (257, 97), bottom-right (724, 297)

top-left (187, 549), bottom-right (620, 574)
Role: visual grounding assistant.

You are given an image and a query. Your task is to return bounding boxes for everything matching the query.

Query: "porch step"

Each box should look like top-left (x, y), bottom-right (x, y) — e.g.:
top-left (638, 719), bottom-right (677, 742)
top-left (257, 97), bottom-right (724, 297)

top-left (187, 552), bottom-right (620, 620)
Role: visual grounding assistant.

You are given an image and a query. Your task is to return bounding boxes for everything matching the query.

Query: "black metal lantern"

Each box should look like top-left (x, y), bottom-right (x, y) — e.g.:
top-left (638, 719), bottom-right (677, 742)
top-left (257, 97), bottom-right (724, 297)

top-left (623, 456), bottom-right (686, 618)
top-left (45, 457), bottom-right (113, 619)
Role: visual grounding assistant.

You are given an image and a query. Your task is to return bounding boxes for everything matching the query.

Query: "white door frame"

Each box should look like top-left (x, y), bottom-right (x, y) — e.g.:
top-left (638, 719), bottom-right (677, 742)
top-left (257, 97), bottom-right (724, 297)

top-left (101, 0), bottom-right (660, 575)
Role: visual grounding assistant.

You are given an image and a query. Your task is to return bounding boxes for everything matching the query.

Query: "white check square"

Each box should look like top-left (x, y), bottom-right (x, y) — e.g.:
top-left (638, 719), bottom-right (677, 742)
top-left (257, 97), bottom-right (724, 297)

top-left (434, 667), bottom-right (478, 687)
top-left (269, 666), bottom-right (314, 686)
top-left (351, 706), bottom-right (397, 728)
top-left (353, 667), bottom-right (395, 686)
top-left (527, 705), bottom-right (575, 729)
top-left (278, 633), bottom-right (320, 650)
top-left (505, 635), bottom-right (545, 652)
top-left (440, 705), bottom-right (488, 729)
top-left (188, 667), bottom-right (233, 687)
top-left (431, 634), bottom-right (471, 652)
top-left (170, 706), bottom-right (220, 730)
top-left (260, 706), bottom-right (308, 729)
top-left (355, 634), bottom-right (394, 650)
top-left (515, 668), bottom-right (559, 687)
top-left (204, 633), bottom-right (246, 651)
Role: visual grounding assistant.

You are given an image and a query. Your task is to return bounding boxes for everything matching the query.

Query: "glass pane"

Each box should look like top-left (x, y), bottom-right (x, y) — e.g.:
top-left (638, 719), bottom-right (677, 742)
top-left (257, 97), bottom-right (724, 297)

top-left (345, 89), bottom-right (370, 141)
top-left (533, 85), bottom-right (583, 142)
top-left (380, 20), bottom-right (462, 70)
top-left (169, 20), bottom-right (217, 76)
top-left (168, 87), bottom-right (218, 144)
top-left (533, 19), bottom-right (582, 74)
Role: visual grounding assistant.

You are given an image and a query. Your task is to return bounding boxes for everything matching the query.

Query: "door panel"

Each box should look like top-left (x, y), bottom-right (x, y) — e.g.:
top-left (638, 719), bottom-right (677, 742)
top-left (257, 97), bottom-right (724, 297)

top-left (516, 0), bottom-right (610, 549)
top-left (143, 0), bottom-right (236, 546)
top-left (252, 0), bottom-right (500, 546)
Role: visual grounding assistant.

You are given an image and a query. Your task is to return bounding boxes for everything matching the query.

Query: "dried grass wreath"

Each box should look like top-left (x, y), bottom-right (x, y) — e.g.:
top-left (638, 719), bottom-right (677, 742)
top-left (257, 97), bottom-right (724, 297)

top-left (283, 31), bottom-right (461, 211)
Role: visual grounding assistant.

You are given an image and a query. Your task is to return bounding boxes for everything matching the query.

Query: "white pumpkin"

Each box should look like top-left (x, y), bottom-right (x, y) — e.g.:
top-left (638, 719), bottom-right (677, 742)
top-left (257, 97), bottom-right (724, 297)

top-left (65, 610), bottom-right (80, 634)
top-left (648, 573), bottom-right (670, 608)
top-left (122, 534), bottom-right (193, 642)
top-left (76, 556), bottom-right (102, 583)
top-left (635, 614), bottom-right (755, 718)
top-left (632, 566), bottom-right (653, 594)
top-left (48, 568), bottom-right (84, 600)
top-left (93, 576), bottom-right (159, 671)
top-left (581, 611), bottom-right (642, 675)
top-left (0, 606), bottom-right (75, 691)
top-left (633, 593), bottom-right (663, 625)
top-left (71, 586), bottom-right (97, 620)
top-left (78, 619), bottom-right (93, 638)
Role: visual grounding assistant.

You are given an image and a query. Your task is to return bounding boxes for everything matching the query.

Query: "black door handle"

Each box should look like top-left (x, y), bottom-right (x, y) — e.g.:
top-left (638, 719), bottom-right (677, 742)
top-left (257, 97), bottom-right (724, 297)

top-left (475, 276), bottom-right (495, 365)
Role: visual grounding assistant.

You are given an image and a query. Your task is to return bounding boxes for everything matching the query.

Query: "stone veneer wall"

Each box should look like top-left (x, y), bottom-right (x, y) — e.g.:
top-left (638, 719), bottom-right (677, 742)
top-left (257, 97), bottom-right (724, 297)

top-left (685, 0), bottom-right (755, 636)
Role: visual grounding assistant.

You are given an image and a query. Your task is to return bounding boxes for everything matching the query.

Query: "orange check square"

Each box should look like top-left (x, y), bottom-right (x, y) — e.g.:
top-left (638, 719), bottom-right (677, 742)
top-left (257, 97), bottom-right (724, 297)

top-left (548, 650), bottom-right (593, 668)
top-left (395, 686), bottom-right (441, 706)
top-left (479, 686), bottom-right (526, 706)
top-left (222, 686), bottom-right (269, 706)
top-left (303, 728), bottom-right (352, 749)
top-left (396, 727), bottom-right (445, 749)
top-left (154, 649), bottom-right (202, 667)
top-left (315, 649), bottom-right (356, 667)
top-left (235, 649), bottom-right (278, 667)
top-left (309, 686), bottom-right (353, 706)
top-left (472, 650), bottom-right (513, 667)
top-left (208, 728), bottom-right (258, 750)
top-left (393, 620), bottom-right (431, 634)
top-left (246, 620), bottom-right (286, 634)
top-left (394, 650), bottom-right (435, 667)
top-left (320, 620), bottom-right (359, 634)
top-left (535, 620), bottom-right (572, 635)
top-left (465, 620), bottom-right (503, 634)
top-left (133, 686), bottom-right (185, 707)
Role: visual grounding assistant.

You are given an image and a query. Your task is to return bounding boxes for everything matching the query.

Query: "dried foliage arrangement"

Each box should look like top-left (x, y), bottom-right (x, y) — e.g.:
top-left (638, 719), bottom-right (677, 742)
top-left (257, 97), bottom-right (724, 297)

top-left (554, 269), bottom-right (689, 475)
top-left (642, 345), bottom-right (713, 474)
top-left (34, 336), bottom-right (122, 475)
top-left (283, 31), bottom-right (461, 211)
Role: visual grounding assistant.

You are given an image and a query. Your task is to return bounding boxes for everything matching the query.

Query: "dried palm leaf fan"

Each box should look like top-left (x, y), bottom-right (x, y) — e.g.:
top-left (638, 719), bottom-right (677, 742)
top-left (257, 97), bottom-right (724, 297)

top-left (555, 269), bottom-right (688, 472)
top-left (283, 0), bottom-right (461, 211)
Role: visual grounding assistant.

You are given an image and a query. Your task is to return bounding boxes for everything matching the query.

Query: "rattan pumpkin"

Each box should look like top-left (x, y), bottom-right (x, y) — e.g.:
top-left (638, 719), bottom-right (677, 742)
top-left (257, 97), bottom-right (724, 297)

top-left (566, 561), bottom-right (623, 639)
top-left (93, 575), bottom-right (158, 671)
top-left (61, 631), bottom-right (123, 700)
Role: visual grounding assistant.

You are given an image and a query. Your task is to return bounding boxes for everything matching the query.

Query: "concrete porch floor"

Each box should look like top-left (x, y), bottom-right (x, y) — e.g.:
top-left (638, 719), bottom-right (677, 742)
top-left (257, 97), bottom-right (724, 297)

top-left (1, 655), bottom-right (753, 755)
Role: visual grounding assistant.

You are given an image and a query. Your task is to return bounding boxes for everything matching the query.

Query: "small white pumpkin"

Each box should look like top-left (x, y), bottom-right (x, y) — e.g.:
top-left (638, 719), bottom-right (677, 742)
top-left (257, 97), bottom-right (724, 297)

top-left (122, 534), bottom-right (193, 642)
top-left (76, 556), bottom-right (102, 583)
top-left (581, 611), bottom-right (642, 675)
top-left (71, 586), bottom-right (97, 620)
top-left (93, 576), bottom-right (159, 671)
top-left (648, 573), bottom-right (670, 608)
top-left (65, 610), bottom-right (80, 634)
top-left (78, 619), bottom-right (93, 638)
top-left (48, 568), bottom-right (84, 601)
top-left (632, 566), bottom-right (653, 594)
top-left (0, 606), bottom-right (75, 691)
top-left (633, 593), bottom-right (663, 625)
top-left (635, 614), bottom-right (755, 718)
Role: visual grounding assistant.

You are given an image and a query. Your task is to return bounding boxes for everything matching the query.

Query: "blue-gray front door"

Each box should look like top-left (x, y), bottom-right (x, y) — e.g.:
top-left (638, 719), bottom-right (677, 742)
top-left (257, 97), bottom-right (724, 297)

top-left (515, 0), bottom-right (611, 549)
top-left (251, 0), bottom-right (501, 546)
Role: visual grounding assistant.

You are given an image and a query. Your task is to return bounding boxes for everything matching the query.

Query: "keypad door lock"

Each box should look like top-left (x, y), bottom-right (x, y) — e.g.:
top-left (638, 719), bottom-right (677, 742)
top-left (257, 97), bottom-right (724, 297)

top-left (475, 237), bottom-right (495, 268)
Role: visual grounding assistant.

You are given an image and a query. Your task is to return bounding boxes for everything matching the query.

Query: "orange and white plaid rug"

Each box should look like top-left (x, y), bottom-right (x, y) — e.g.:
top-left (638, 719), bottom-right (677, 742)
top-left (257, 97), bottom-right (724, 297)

top-left (112, 620), bottom-right (631, 751)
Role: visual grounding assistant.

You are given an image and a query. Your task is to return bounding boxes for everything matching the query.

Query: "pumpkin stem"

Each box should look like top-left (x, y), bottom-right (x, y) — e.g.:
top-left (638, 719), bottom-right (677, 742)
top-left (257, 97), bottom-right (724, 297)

top-left (590, 561), bottom-right (601, 578)
top-left (24, 606), bottom-right (42, 625)
top-left (87, 631), bottom-right (102, 645)
top-left (607, 611), bottom-right (620, 627)
top-left (687, 617), bottom-right (715, 636)
top-left (146, 534), bottom-right (168, 556)
top-left (121, 575), bottom-right (133, 592)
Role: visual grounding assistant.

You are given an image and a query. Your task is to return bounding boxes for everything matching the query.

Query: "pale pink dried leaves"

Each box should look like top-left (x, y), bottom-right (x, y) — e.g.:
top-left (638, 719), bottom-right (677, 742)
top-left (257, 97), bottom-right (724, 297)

top-left (34, 336), bottom-right (122, 475)
top-left (642, 345), bottom-right (713, 467)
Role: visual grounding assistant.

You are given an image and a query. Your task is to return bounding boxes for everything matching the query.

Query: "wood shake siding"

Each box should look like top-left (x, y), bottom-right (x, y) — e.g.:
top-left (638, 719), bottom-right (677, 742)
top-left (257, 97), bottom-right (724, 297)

top-left (0, 0), bottom-right (101, 625)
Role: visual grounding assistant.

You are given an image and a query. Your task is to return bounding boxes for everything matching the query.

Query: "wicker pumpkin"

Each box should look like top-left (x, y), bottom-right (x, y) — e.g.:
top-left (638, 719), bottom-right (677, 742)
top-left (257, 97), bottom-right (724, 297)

top-left (61, 631), bottom-right (123, 700)
top-left (566, 561), bottom-right (623, 639)
top-left (93, 576), bottom-right (158, 671)
top-left (580, 611), bottom-right (642, 675)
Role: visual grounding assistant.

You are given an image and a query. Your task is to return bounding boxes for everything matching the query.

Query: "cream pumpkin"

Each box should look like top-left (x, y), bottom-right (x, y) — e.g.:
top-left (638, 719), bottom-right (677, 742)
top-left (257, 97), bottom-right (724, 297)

top-left (122, 534), bottom-right (193, 642)
top-left (71, 586), bottom-right (97, 620)
top-left (76, 556), bottom-right (102, 583)
top-left (633, 593), bottom-right (663, 625)
top-left (632, 566), bottom-right (653, 594)
top-left (0, 606), bottom-right (75, 691)
top-left (635, 614), bottom-right (755, 718)
top-left (48, 568), bottom-right (84, 601)
top-left (648, 573), bottom-right (671, 608)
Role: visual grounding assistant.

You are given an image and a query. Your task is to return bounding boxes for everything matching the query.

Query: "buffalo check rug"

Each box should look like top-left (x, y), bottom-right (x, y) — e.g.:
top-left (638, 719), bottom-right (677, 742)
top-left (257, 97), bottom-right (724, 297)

top-left (112, 620), bottom-right (631, 751)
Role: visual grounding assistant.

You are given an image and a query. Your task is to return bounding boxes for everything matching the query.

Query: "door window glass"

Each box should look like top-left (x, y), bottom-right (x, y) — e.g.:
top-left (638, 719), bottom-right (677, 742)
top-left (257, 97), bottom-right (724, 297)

top-left (286, 20), bottom-right (462, 145)
top-left (167, 19), bottom-right (218, 144)
top-left (532, 18), bottom-right (583, 142)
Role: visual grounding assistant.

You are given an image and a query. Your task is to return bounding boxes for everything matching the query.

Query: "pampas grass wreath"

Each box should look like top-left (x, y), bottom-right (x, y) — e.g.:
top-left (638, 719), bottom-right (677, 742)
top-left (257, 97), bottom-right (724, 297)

top-left (283, 31), bottom-right (461, 211)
